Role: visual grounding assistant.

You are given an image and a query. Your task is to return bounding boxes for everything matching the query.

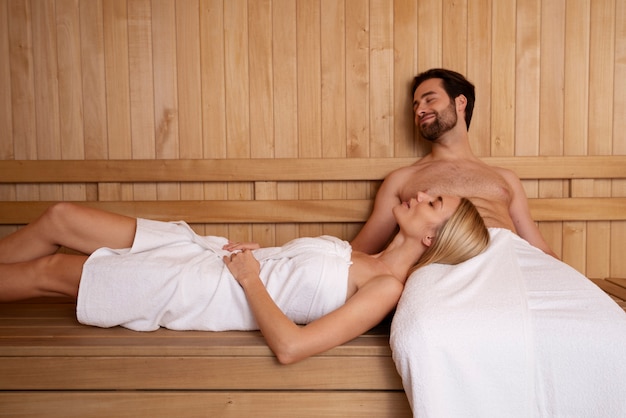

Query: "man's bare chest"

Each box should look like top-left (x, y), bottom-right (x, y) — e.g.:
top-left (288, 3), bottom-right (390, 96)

top-left (398, 162), bottom-right (512, 203)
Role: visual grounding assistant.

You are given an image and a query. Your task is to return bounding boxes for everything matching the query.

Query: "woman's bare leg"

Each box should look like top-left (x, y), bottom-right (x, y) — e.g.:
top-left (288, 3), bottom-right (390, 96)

top-left (0, 253), bottom-right (86, 302)
top-left (0, 202), bottom-right (137, 264)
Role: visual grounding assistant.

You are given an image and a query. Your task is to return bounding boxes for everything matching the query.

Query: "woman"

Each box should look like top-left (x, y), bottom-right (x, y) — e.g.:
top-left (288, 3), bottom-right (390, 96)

top-left (0, 192), bottom-right (488, 364)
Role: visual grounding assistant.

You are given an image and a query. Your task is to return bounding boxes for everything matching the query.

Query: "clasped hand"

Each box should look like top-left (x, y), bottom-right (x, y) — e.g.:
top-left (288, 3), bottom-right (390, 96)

top-left (222, 241), bottom-right (261, 286)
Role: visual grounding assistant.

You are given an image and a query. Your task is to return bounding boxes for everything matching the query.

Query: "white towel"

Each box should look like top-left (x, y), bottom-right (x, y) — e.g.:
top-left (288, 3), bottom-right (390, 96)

top-left (77, 219), bottom-right (351, 331)
top-left (391, 228), bottom-right (626, 417)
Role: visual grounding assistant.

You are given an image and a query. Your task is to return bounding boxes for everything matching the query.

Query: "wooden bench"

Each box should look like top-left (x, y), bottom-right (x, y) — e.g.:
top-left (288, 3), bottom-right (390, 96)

top-left (0, 156), bottom-right (625, 417)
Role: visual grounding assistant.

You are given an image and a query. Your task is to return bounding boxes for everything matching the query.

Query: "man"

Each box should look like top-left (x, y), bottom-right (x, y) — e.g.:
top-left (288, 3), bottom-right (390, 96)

top-left (350, 68), bottom-right (557, 258)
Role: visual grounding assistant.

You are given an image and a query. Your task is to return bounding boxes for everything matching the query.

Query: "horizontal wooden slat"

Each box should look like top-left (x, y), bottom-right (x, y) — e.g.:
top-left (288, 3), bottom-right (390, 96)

top-left (0, 197), bottom-right (624, 225)
top-left (606, 278), bottom-right (626, 289)
top-left (591, 279), bottom-right (626, 301)
top-left (528, 197), bottom-right (626, 221)
top-left (0, 391), bottom-right (412, 418)
top-left (1, 156), bottom-right (625, 182)
top-left (0, 200), bottom-right (372, 224)
top-left (0, 355), bottom-right (402, 390)
top-left (0, 331), bottom-right (391, 358)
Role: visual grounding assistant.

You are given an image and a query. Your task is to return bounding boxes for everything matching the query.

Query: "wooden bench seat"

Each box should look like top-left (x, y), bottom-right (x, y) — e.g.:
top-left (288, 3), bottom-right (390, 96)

top-left (0, 156), bottom-right (625, 417)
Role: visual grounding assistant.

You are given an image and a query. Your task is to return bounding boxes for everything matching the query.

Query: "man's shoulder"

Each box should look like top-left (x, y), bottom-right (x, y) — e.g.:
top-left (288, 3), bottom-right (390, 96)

top-left (487, 163), bottom-right (517, 178)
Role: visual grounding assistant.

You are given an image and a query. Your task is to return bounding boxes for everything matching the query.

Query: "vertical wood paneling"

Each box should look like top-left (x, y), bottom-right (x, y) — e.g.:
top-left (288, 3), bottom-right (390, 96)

top-left (296, 0), bottom-right (322, 238)
top-left (102, 0), bottom-right (132, 200)
top-left (200, 0), bottom-right (226, 158)
top-left (249, 0), bottom-right (274, 158)
top-left (152, 0), bottom-right (179, 202)
top-left (588, 0), bottom-right (615, 156)
top-left (56, 0), bottom-right (84, 161)
top-left (345, 0), bottom-right (369, 157)
top-left (514, 0), bottom-right (540, 157)
top-left (32, 0), bottom-right (62, 202)
top-left (442, 0), bottom-right (467, 73)
top-left (272, 0), bottom-right (298, 244)
top-left (224, 0), bottom-right (252, 242)
top-left (56, 0), bottom-right (86, 201)
top-left (537, 0), bottom-right (566, 254)
top-left (176, 0), bottom-right (205, 208)
top-left (490, 0), bottom-right (515, 157)
top-left (393, 0), bottom-right (417, 157)
top-left (128, 0), bottom-right (156, 200)
top-left (563, 0), bottom-right (589, 156)
top-left (466, 0), bottom-right (491, 157)
top-left (320, 0), bottom-right (347, 238)
top-left (321, 0), bottom-right (346, 158)
top-left (0, 0), bottom-right (624, 273)
top-left (562, 1), bottom-right (591, 266)
top-left (9, 0), bottom-right (36, 171)
top-left (0, 0), bottom-right (13, 161)
top-left (249, 0), bottom-right (275, 245)
top-left (199, 0), bottom-right (228, 238)
top-left (79, 0), bottom-right (108, 161)
top-left (612, 0), bottom-right (626, 278)
top-left (296, 0), bottom-right (321, 158)
top-left (417, 0), bottom-right (442, 68)
top-left (0, 0), bottom-right (16, 238)
top-left (369, 0), bottom-right (393, 157)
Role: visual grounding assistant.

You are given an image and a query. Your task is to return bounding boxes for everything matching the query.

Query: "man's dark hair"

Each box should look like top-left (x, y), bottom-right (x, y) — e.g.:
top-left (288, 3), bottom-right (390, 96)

top-left (411, 68), bottom-right (476, 129)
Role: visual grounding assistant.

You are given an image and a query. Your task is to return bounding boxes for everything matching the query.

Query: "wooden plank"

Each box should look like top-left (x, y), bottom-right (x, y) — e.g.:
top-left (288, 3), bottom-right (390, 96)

top-left (0, 391), bottom-right (412, 418)
top-left (491, 0), bottom-right (516, 157)
top-left (606, 278), bottom-right (626, 290)
top-left (514, 0), bottom-right (540, 156)
top-left (467, 0), bottom-right (492, 157)
top-left (539, 0), bottom-right (565, 156)
top-left (0, 355), bottom-right (402, 390)
top-left (590, 278), bottom-right (626, 301)
top-left (249, 0), bottom-right (274, 158)
top-left (0, 0), bottom-right (13, 161)
top-left (588, 0), bottom-right (615, 156)
top-left (0, 331), bottom-right (392, 357)
top-left (345, 0), bottom-right (370, 157)
top-left (79, 0), bottom-right (108, 160)
top-left (152, 0), bottom-right (180, 204)
top-left (1, 156), bottom-right (625, 183)
top-left (0, 197), bottom-right (624, 225)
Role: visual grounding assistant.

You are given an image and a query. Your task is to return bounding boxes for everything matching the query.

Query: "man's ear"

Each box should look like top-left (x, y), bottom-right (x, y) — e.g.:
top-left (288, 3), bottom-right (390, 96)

top-left (456, 94), bottom-right (467, 111)
top-left (422, 235), bottom-right (433, 248)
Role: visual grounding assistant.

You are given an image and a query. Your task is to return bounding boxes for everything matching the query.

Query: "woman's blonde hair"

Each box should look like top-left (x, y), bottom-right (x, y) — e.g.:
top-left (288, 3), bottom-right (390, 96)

top-left (410, 197), bottom-right (489, 273)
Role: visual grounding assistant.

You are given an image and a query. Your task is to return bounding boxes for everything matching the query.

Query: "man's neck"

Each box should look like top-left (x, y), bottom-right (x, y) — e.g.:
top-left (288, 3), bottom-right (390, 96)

top-left (429, 131), bottom-right (478, 161)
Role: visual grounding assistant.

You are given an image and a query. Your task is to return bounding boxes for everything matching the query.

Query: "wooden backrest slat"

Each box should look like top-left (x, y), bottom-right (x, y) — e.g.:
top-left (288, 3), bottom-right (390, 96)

top-left (1, 156), bottom-right (625, 183)
top-left (1, 197), bottom-right (624, 225)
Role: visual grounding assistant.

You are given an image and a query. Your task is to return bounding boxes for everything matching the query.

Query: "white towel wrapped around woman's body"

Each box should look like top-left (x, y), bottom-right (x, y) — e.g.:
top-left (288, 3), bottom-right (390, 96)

top-left (391, 228), bottom-right (626, 417)
top-left (77, 219), bottom-right (351, 331)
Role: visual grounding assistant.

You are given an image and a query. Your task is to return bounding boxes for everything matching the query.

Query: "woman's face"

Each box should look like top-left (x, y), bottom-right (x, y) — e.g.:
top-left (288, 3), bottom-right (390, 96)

top-left (394, 191), bottom-right (461, 237)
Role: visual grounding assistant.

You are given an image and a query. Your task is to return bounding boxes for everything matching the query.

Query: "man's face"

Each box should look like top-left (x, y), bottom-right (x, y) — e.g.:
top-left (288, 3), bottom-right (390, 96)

top-left (413, 78), bottom-right (458, 142)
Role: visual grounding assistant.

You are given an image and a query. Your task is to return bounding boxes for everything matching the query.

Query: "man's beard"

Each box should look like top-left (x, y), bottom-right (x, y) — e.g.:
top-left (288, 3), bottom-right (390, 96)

top-left (418, 102), bottom-right (458, 142)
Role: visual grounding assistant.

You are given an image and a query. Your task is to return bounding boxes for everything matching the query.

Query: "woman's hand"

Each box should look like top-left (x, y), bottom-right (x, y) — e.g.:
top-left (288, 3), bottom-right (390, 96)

top-left (222, 241), bottom-right (261, 252)
top-left (223, 250), bottom-right (261, 286)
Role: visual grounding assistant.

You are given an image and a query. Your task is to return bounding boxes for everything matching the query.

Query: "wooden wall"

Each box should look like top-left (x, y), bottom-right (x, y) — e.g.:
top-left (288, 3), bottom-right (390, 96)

top-left (0, 0), bottom-right (624, 278)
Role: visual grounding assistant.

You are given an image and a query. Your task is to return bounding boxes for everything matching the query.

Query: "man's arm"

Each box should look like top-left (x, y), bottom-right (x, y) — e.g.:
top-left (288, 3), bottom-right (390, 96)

top-left (350, 171), bottom-right (405, 254)
top-left (499, 168), bottom-right (559, 258)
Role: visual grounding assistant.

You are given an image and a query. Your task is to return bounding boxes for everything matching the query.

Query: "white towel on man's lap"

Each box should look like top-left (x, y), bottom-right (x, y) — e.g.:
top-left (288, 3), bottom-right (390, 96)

top-left (391, 228), bottom-right (626, 417)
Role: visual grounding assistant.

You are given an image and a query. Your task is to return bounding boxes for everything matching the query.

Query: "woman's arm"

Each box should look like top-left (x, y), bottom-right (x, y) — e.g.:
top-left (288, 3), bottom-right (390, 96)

top-left (224, 250), bottom-right (403, 364)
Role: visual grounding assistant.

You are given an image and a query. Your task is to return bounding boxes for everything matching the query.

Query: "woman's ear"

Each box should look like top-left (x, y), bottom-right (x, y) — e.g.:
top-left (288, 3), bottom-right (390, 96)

top-left (422, 235), bottom-right (433, 248)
